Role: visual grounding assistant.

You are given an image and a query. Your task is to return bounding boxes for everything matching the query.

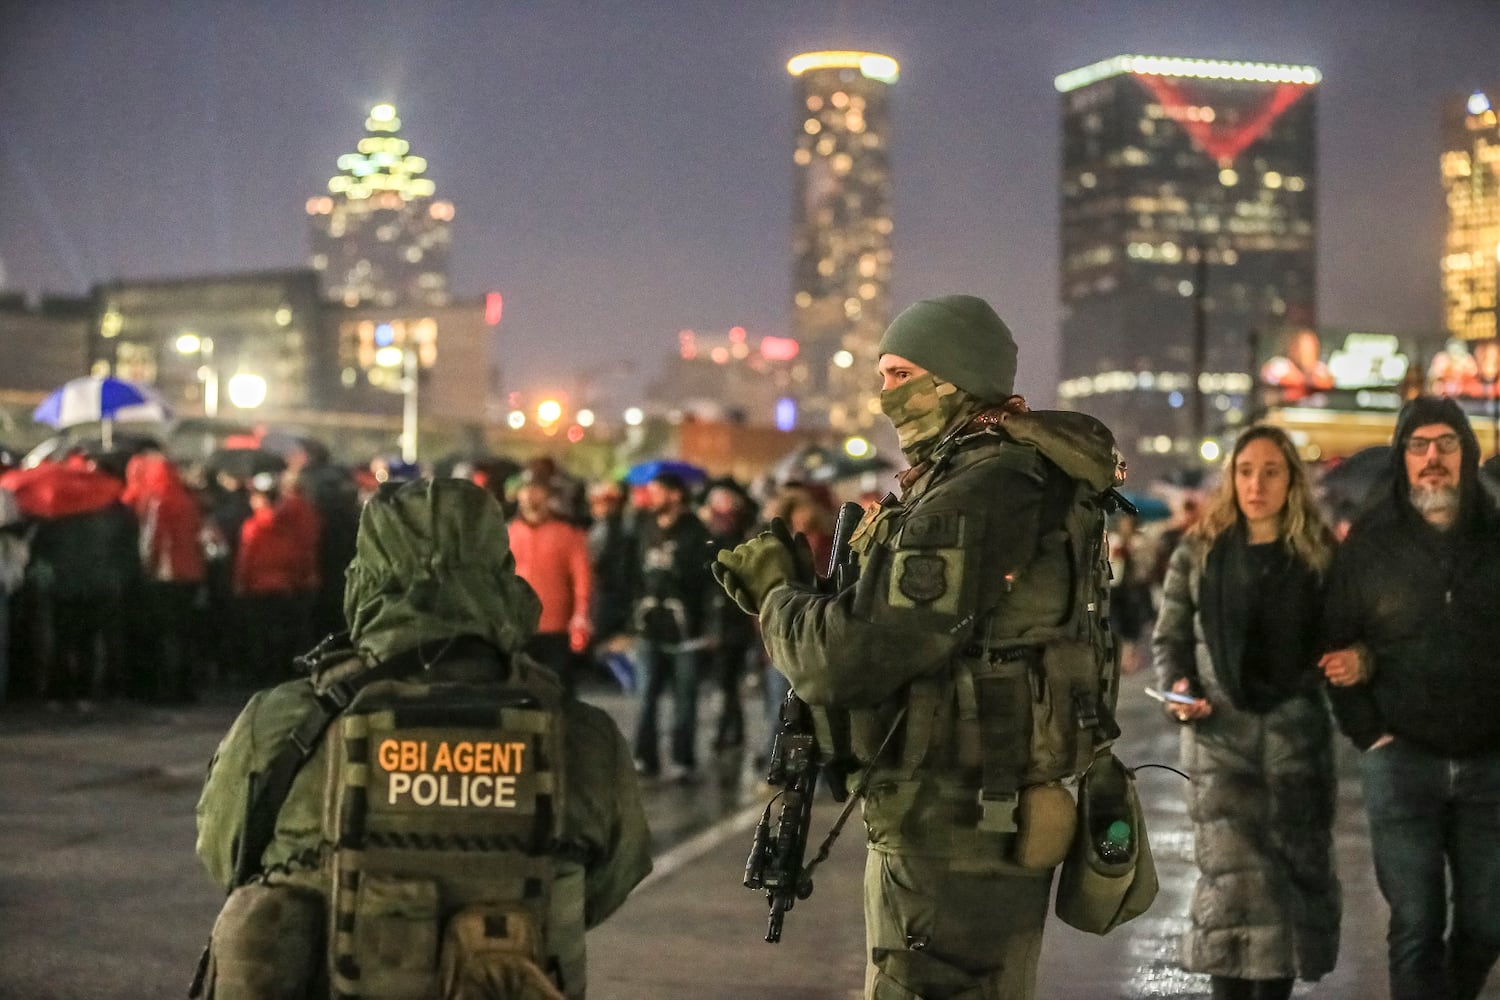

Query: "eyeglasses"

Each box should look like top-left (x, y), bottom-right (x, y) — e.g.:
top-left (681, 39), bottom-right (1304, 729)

top-left (1404, 433), bottom-right (1461, 456)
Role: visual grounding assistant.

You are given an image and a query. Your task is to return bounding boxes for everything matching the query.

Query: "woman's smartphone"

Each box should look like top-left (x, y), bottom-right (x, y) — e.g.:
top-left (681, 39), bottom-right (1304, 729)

top-left (1144, 687), bottom-right (1199, 706)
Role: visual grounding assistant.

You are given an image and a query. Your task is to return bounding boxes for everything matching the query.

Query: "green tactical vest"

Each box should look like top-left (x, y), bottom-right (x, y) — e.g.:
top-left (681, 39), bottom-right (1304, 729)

top-left (325, 674), bottom-right (569, 1000)
top-left (849, 411), bottom-right (1124, 858)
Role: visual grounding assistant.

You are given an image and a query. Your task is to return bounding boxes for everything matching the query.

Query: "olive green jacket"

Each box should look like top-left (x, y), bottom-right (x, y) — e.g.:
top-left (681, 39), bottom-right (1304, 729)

top-left (195, 652), bottom-right (652, 997)
top-left (760, 427), bottom-right (1084, 858)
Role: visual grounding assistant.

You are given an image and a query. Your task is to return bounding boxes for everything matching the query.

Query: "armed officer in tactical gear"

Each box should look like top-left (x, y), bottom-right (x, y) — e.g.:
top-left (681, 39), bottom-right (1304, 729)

top-left (195, 478), bottom-right (651, 1000)
top-left (716, 295), bottom-right (1124, 1000)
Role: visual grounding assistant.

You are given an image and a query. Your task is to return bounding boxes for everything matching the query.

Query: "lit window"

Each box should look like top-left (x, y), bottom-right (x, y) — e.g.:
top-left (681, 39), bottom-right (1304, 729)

top-left (806, 95), bottom-right (824, 111)
top-left (804, 118), bottom-right (821, 135)
top-left (831, 92), bottom-right (849, 108)
top-left (794, 148), bottom-right (812, 165)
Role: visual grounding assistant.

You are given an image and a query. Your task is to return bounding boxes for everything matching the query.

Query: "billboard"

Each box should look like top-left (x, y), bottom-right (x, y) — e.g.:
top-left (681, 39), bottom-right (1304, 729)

top-left (1427, 338), bottom-right (1500, 399)
top-left (1260, 328), bottom-right (1411, 402)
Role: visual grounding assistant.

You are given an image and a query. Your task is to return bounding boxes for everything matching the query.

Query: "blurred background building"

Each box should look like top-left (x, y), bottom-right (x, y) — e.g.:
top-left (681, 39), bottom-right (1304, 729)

top-left (1055, 55), bottom-right (1320, 477)
top-left (788, 50), bottom-right (898, 435)
top-left (307, 103), bottom-right (454, 309)
top-left (645, 326), bottom-right (801, 426)
top-left (1442, 87), bottom-right (1500, 343)
top-left (92, 270), bottom-right (324, 413)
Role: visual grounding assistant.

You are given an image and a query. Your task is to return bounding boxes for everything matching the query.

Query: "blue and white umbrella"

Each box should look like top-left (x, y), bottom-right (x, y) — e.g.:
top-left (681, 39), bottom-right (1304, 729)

top-left (33, 376), bottom-right (172, 429)
top-left (33, 376), bottom-right (173, 449)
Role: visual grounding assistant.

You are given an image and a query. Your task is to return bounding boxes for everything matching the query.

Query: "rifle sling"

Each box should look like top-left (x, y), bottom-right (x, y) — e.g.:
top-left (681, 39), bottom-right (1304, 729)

top-left (230, 655), bottom-right (409, 888)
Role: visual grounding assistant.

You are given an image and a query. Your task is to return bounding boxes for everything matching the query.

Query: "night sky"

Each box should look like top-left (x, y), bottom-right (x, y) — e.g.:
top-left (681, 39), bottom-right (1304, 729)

top-left (4, 1), bottom-right (1498, 412)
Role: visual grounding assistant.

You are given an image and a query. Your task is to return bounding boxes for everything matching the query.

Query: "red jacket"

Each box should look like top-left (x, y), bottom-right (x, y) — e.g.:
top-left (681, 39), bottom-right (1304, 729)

top-left (507, 517), bottom-right (591, 636)
top-left (123, 452), bottom-right (205, 584)
top-left (235, 492), bottom-right (321, 595)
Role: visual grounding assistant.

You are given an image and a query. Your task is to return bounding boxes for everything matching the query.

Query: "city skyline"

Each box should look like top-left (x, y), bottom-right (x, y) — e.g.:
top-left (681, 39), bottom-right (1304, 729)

top-left (4, 1), bottom-right (1499, 413)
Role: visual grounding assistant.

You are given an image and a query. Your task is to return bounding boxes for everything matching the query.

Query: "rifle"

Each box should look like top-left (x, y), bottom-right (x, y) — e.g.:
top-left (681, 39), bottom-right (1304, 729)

top-left (743, 499), bottom-right (867, 943)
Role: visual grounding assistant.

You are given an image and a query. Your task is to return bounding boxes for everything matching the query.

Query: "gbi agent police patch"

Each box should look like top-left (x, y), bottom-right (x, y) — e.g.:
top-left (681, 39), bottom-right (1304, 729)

top-left (373, 736), bottom-right (532, 810)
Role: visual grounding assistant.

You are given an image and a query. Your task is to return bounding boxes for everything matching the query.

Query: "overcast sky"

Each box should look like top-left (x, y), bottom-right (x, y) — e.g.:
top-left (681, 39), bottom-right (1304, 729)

top-left (4, 0), bottom-right (1498, 408)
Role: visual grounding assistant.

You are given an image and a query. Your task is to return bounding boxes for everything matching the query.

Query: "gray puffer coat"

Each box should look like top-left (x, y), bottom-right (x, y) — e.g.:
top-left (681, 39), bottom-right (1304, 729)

top-left (1151, 535), bottom-right (1340, 981)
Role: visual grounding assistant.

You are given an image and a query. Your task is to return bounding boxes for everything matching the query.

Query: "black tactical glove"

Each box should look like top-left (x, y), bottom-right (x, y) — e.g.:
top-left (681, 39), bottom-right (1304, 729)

top-left (712, 517), bottom-right (815, 615)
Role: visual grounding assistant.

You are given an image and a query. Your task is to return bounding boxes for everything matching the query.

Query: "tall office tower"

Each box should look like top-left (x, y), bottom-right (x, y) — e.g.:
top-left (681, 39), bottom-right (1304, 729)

top-left (1055, 56), bottom-right (1319, 475)
top-left (1442, 89), bottom-right (1500, 343)
top-left (788, 50), bottom-right (898, 433)
top-left (307, 103), bottom-right (454, 309)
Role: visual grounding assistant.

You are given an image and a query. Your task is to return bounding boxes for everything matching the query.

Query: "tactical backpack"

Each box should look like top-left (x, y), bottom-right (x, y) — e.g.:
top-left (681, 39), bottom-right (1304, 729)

top-left (198, 656), bottom-right (572, 1000)
top-left (325, 675), bottom-right (569, 1000)
top-left (962, 412), bottom-right (1125, 840)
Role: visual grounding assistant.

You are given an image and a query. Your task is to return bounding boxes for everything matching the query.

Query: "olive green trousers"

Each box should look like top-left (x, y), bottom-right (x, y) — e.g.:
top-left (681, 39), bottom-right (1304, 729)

top-left (862, 851), bottom-right (1053, 1000)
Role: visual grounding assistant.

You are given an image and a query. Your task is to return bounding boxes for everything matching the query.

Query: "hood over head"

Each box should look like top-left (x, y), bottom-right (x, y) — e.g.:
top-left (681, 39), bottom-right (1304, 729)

top-left (343, 477), bottom-right (540, 663)
top-left (876, 294), bottom-right (1018, 403)
top-left (1388, 395), bottom-right (1491, 532)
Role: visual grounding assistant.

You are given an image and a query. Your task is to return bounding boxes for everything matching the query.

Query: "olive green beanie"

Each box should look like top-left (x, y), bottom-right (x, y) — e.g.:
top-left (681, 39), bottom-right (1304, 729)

top-left (876, 294), bottom-right (1018, 402)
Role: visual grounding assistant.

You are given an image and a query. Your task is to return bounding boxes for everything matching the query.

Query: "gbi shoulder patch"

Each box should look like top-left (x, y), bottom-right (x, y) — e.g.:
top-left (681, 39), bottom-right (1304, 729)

top-left (885, 510), bottom-right (967, 615)
top-left (898, 553), bottom-right (948, 603)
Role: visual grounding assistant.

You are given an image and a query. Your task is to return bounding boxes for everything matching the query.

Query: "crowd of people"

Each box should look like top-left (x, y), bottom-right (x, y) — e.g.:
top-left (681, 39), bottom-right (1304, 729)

top-left (5, 360), bottom-right (1500, 999)
top-left (0, 434), bottom-right (848, 788)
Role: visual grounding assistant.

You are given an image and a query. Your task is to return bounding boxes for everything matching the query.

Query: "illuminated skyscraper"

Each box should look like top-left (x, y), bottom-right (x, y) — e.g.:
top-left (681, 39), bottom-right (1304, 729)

top-left (307, 103), bottom-right (454, 309)
top-left (1442, 89), bottom-right (1500, 343)
top-left (1055, 56), bottom-right (1319, 473)
top-left (788, 50), bottom-right (898, 432)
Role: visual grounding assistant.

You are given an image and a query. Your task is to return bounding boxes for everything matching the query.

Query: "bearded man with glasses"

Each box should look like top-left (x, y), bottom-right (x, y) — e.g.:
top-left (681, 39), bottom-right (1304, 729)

top-left (1320, 395), bottom-right (1500, 1000)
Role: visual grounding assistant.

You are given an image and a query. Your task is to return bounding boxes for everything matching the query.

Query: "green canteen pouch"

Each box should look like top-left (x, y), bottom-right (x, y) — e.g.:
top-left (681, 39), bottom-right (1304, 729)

top-left (438, 904), bottom-right (565, 1000)
top-left (1012, 781), bottom-right (1077, 870)
top-left (1054, 753), bottom-right (1158, 935)
top-left (209, 882), bottom-right (323, 999)
top-left (346, 874), bottom-right (441, 999)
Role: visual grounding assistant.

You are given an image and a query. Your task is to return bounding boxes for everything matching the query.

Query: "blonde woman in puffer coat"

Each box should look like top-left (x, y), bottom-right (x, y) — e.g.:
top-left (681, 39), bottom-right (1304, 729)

top-left (1151, 425), bottom-right (1341, 1000)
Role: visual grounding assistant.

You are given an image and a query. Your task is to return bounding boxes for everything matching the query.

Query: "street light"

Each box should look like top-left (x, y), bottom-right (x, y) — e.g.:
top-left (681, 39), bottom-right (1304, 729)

top-left (175, 332), bottom-right (218, 417)
top-left (226, 372), bottom-right (267, 410)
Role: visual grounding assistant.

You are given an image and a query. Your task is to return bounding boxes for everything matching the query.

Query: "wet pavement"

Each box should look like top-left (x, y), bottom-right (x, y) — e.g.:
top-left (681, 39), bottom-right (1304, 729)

top-left (0, 671), bottom-right (1496, 998)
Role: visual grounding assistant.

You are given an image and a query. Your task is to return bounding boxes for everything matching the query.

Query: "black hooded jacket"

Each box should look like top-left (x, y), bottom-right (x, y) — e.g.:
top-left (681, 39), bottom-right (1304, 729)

top-left (1323, 397), bottom-right (1500, 755)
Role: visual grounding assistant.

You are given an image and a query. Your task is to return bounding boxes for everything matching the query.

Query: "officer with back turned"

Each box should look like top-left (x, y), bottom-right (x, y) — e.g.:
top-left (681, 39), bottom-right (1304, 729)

top-left (194, 478), bottom-right (650, 1000)
top-left (715, 295), bottom-right (1124, 999)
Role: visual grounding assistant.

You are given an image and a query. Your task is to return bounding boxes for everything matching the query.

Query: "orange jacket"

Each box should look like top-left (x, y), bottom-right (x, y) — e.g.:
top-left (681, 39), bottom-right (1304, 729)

top-left (507, 517), bottom-right (591, 636)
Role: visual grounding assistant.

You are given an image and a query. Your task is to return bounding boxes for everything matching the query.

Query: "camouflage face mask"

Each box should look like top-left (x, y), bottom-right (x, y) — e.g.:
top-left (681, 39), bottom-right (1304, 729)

top-left (881, 372), bottom-right (965, 461)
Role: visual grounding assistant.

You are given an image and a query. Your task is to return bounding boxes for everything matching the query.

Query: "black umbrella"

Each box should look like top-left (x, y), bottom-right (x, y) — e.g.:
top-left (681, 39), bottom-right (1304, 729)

top-left (204, 446), bottom-right (288, 481)
top-left (772, 442), bottom-right (892, 486)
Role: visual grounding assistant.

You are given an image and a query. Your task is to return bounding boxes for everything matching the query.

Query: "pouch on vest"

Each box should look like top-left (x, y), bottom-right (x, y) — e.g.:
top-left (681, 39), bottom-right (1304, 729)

top-left (1054, 752), bottom-right (1158, 935)
top-left (207, 881), bottom-right (324, 1000)
top-left (325, 677), bottom-right (566, 1000)
top-left (438, 905), bottom-right (566, 1000)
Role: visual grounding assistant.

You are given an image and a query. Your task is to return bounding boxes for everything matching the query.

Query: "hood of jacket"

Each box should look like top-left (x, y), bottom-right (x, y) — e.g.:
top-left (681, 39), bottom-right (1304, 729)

top-left (343, 478), bottom-right (540, 663)
top-left (1387, 395), bottom-right (1492, 535)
